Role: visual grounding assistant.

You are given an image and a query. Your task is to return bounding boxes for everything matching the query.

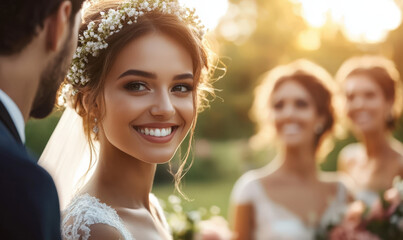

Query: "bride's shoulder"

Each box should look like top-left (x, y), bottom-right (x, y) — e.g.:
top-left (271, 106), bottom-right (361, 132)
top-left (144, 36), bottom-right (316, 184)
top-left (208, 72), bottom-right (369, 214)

top-left (63, 194), bottom-right (114, 220)
top-left (62, 194), bottom-right (126, 240)
top-left (67, 222), bottom-right (122, 240)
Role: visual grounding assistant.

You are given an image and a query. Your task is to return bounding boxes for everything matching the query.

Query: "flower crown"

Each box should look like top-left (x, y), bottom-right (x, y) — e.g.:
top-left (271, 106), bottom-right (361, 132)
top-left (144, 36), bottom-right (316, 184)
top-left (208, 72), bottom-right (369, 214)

top-left (66, 0), bottom-right (205, 90)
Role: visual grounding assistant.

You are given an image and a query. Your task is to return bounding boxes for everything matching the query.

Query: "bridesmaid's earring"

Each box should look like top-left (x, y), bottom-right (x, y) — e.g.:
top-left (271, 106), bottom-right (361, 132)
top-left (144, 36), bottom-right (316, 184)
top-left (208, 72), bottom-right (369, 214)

top-left (93, 118), bottom-right (99, 134)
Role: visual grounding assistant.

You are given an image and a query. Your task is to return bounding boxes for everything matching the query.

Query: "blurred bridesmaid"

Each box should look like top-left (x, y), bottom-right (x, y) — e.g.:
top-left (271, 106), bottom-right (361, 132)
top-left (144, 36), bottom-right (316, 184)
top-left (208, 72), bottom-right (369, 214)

top-left (336, 55), bottom-right (403, 206)
top-left (230, 59), bottom-right (349, 240)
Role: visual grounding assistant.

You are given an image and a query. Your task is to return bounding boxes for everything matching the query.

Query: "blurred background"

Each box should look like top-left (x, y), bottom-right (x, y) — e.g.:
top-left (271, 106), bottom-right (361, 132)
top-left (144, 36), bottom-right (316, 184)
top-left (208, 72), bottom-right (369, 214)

top-left (26, 0), bottom-right (403, 219)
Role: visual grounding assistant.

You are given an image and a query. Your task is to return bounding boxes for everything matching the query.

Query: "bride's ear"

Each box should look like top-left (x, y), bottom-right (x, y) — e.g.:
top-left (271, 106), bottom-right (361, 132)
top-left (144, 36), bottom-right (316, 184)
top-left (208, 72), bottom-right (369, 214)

top-left (82, 93), bottom-right (90, 114)
top-left (83, 93), bottom-right (102, 121)
top-left (82, 93), bottom-right (100, 118)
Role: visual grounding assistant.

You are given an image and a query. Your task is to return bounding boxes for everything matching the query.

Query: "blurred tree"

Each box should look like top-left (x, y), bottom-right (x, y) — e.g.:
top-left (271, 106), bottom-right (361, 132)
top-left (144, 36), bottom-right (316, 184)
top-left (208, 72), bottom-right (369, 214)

top-left (194, 0), bottom-right (403, 170)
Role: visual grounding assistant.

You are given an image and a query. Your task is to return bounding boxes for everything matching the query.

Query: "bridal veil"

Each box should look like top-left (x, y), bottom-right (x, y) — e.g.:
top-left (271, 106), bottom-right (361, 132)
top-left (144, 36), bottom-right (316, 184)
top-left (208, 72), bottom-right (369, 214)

top-left (39, 107), bottom-right (99, 209)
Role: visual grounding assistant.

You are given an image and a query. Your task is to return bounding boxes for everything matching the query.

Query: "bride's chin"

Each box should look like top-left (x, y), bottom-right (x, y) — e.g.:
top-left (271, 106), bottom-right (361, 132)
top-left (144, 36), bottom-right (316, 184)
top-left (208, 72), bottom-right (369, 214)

top-left (137, 154), bottom-right (175, 165)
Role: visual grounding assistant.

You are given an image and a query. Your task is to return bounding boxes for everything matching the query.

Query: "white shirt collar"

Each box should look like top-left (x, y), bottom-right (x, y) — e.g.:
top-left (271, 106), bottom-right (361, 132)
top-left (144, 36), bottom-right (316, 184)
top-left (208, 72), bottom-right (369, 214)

top-left (0, 89), bottom-right (25, 143)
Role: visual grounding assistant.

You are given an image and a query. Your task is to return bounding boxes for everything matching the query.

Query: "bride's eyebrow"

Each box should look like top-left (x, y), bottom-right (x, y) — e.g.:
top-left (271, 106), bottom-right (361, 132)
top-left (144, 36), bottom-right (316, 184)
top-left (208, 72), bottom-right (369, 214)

top-left (118, 69), bottom-right (157, 79)
top-left (173, 73), bottom-right (194, 81)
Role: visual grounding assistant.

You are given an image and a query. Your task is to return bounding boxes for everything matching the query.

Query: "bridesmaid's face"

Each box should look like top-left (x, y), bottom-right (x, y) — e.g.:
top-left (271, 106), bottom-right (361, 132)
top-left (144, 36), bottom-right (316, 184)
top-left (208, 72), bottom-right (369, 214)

top-left (270, 80), bottom-right (323, 148)
top-left (98, 33), bottom-right (195, 164)
top-left (344, 74), bottom-right (391, 134)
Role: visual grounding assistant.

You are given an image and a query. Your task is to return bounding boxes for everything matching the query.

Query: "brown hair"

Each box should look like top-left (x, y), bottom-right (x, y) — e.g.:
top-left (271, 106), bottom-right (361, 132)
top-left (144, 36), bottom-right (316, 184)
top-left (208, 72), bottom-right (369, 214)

top-left (60, 0), bottom-right (217, 194)
top-left (250, 59), bottom-right (336, 152)
top-left (0, 0), bottom-right (84, 55)
top-left (335, 55), bottom-right (402, 129)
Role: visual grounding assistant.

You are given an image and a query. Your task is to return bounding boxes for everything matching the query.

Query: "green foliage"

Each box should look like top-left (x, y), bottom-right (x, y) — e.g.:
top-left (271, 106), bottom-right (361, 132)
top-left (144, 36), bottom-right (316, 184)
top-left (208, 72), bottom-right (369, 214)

top-left (196, 0), bottom-right (403, 150)
top-left (25, 110), bottom-right (62, 158)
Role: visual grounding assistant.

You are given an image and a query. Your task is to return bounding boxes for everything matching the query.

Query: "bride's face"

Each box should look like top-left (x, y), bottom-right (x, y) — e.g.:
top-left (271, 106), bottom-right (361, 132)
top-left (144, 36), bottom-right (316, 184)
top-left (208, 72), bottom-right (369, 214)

top-left (99, 32), bottom-right (195, 164)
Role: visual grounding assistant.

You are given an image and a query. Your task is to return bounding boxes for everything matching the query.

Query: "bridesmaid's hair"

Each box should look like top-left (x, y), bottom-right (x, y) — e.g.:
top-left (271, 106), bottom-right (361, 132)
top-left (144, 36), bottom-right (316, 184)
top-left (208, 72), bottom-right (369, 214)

top-left (250, 59), bottom-right (336, 152)
top-left (61, 0), bottom-right (218, 195)
top-left (335, 55), bottom-right (402, 129)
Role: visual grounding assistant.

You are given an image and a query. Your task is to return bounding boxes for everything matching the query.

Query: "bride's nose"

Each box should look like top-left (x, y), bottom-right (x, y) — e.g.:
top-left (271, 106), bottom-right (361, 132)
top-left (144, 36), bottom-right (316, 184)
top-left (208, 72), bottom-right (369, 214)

top-left (150, 90), bottom-right (175, 119)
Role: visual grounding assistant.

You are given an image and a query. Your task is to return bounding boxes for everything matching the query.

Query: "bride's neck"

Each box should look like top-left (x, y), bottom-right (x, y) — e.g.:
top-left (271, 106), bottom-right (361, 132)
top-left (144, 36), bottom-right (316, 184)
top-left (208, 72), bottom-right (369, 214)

top-left (86, 142), bottom-right (156, 210)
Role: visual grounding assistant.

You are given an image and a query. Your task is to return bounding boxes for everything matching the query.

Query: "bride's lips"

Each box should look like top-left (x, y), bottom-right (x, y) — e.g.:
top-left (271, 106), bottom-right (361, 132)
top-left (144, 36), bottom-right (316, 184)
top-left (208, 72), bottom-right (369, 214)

top-left (132, 123), bottom-right (179, 143)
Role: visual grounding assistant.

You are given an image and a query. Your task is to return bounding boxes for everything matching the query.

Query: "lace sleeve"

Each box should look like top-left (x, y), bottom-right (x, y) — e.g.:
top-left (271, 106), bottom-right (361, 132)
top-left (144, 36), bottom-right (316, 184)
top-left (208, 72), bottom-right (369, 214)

top-left (62, 194), bottom-right (133, 240)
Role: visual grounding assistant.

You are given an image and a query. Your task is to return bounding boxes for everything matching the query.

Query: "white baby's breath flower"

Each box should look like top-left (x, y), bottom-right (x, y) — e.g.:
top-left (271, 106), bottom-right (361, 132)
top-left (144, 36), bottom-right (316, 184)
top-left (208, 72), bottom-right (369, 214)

top-left (188, 210), bottom-right (202, 222)
top-left (168, 195), bottom-right (181, 204)
top-left (168, 214), bottom-right (188, 233)
top-left (209, 205), bottom-right (221, 215)
top-left (173, 204), bottom-right (183, 213)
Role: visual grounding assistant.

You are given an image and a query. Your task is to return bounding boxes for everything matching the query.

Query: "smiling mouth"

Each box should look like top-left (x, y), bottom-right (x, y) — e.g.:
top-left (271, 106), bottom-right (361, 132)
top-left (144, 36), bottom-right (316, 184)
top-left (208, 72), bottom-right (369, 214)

top-left (281, 123), bottom-right (301, 135)
top-left (352, 112), bottom-right (371, 123)
top-left (133, 126), bottom-right (178, 137)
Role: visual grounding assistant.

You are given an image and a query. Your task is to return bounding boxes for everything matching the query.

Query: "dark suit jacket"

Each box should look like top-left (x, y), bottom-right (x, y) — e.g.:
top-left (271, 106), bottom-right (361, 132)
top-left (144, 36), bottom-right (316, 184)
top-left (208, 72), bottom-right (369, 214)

top-left (0, 102), bottom-right (61, 239)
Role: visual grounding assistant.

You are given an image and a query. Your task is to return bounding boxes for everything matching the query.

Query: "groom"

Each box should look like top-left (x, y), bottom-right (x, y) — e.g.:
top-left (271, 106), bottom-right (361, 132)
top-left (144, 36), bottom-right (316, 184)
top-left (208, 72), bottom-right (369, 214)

top-left (0, 0), bottom-right (83, 239)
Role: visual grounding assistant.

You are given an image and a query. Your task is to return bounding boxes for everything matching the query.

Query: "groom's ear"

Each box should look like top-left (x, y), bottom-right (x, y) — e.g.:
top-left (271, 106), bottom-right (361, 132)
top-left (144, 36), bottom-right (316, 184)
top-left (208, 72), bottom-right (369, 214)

top-left (45, 1), bottom-right (73, 52)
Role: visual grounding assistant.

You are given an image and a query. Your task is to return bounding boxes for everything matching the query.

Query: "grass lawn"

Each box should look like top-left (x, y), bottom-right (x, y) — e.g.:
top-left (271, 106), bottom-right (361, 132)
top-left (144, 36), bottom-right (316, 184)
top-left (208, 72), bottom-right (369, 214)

top-left (153, 177), bottom-right (237, 219)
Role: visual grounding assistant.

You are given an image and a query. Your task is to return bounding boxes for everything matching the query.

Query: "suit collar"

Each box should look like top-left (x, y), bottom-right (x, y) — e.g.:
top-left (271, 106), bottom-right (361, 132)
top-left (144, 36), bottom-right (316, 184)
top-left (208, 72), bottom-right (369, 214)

top-left (0, 89), bottom-right (25, 143)
top-left (0, 100), bottom-right (22, 144)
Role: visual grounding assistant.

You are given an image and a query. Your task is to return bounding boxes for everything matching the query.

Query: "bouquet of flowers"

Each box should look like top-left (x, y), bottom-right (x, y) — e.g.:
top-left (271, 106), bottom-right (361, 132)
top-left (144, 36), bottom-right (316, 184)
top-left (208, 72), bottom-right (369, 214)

top-left (316, 177), bottom-right (403, 240)
top-left (160, 195), bottom-right (233, 240)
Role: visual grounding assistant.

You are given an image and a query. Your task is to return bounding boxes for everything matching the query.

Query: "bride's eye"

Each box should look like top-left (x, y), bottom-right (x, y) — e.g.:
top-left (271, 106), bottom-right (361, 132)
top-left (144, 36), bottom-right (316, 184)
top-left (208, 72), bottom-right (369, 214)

top-left (124, 82), bottom-right (148, 91)
top-left (172, 84), bottom-right (193, 93)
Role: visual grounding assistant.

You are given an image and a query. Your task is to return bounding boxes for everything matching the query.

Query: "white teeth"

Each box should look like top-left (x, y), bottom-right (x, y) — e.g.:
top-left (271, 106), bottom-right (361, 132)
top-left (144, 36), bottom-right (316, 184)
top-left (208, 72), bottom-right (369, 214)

top-left (136, 127), bottom-right (173, 137)
top-left (282, 123), bottom-right (300, 135)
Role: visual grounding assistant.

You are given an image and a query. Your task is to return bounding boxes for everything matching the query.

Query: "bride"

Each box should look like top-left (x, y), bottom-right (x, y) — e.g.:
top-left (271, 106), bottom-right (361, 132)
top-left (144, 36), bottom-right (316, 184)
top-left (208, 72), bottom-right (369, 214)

top-left (39, 0), bottom-right (217, 239)
top-left (230, 60), bottom-right (350, 240)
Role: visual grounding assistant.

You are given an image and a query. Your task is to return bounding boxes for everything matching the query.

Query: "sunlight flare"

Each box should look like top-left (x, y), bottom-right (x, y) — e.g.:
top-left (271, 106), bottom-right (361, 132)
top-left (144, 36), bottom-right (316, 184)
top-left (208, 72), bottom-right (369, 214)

top-left (179, 0), bottom-right (229, 30)
top-left (292, 0), bottom-right (402, 44)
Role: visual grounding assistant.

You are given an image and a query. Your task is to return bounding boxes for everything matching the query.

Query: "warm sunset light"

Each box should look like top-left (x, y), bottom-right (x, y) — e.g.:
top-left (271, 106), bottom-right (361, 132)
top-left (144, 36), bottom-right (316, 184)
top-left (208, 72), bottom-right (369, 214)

top-left (292, 0), bottom-right (402, 44)
top-left (179, 0), bottom-right (229, 30)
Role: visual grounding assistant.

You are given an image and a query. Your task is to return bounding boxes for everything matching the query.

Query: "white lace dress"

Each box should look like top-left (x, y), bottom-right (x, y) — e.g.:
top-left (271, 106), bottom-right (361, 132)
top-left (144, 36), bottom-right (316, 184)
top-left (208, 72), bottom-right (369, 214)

top-left (62, 193), bottom-right (168, 240)
top-left (231, 172), bottom-right (349, 240)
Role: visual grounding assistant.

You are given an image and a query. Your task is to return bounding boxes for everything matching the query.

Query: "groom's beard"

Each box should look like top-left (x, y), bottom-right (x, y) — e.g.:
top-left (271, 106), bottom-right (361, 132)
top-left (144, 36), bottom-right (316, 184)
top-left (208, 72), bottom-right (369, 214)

top-left (30, 28), bottom-right (74, 119)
